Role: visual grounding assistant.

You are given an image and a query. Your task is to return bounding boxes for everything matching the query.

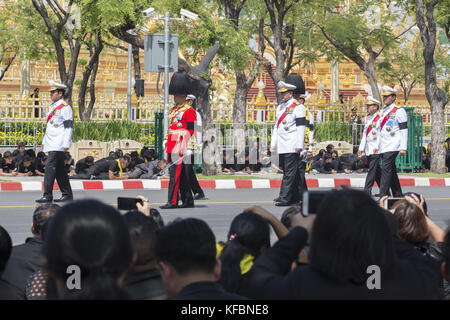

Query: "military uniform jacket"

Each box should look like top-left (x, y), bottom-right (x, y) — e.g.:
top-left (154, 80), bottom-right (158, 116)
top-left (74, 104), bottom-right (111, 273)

top-left (42, 98), bottom-right (73, 153)
top-left (359, 112), bottom-right (380, 156)
top-left (166, 103), bottom-right (197, 157)
top-left (377, 103), bottom-right (408, 154)
top-left (271, 98), bottom-right (306, 154)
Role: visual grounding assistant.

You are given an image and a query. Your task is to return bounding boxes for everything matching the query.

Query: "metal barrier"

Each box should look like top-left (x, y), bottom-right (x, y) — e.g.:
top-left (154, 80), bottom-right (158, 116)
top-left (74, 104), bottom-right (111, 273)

top-left (396, 107), bottom-right (424, 172)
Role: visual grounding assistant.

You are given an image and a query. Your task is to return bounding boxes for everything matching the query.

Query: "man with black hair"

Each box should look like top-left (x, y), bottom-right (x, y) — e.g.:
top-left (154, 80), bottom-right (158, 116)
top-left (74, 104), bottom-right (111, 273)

top-left (128, 159), bottom-right (168, 179)
top-left (74, 156), bottom-right (94, 175)
top-left (12, 142), bottom-right (26, 167)
top-left (155, 218), bottom-right (246, 299)
top-left (34, 155), bottom-right (47, 176)
top-left (123, 211), bottom-right (167, 300)
top-left (16, 155), bottom-right (35, 176)
top-left (36, 80), bottom-right (74, 203)
top-left (0, 151), bottom-right (17, 177)
top-left (2, 204), bottom-right (59, 299)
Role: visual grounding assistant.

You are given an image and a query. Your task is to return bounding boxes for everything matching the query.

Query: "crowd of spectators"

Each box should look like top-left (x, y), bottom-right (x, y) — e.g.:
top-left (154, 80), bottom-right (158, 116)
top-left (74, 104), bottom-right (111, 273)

top-left (0, 188), bottom-right (449, 300)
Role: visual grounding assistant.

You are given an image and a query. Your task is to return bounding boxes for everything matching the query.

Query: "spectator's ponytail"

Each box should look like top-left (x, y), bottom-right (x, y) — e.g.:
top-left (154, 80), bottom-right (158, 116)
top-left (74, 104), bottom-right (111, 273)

top-left (218, 212), bottom-right (270, 293)
top-left (218, 239), bottom-right (250, 293)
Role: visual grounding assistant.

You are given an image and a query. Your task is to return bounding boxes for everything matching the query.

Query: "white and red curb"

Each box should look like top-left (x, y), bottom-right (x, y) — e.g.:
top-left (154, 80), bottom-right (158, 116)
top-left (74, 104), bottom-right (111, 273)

top-left (1, 178), bottom-right (449, 192)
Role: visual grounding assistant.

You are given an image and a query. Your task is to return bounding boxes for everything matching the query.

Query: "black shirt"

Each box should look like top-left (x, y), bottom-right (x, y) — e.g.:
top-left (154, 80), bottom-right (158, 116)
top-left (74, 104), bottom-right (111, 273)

top-left (34, 158), bottom-right (45, 173)
top-left (2, 238), bottom-right (43, 299)
top-left (0, 158), bottom-right (15, 173)
top-left (16, 160), bottom-right (35, 174)
top-left (94, 159), bottom-right (120, 174)
top-left (75, 158), bottom-right (92, 174)
top-left (124, 269), bottom-right (167, 300)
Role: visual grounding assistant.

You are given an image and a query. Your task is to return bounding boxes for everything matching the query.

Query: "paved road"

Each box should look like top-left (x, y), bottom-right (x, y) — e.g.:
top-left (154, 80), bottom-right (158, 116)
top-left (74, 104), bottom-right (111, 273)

top-left (0, 187), bottom-right (449, 245)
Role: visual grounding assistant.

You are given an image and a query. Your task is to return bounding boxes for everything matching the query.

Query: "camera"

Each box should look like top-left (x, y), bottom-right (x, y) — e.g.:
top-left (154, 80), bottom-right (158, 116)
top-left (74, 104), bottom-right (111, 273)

top-left (180, 9), bottom-right (199, 20)
top-left (142, 8), bottom-right (155, 18)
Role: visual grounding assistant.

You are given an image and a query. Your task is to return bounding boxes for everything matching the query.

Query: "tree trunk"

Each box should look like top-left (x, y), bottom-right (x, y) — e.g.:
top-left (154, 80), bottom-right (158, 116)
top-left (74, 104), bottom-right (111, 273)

top-left (0, 53), bottom-right (16, 81)
top-left (365, 57), bottom-right (381, 102)
top-left (78, 33), bottom-right (103, 121)
top-left (416, 0), bottom-right (448, 173)
top-left (233, 80), bottom-right (249, 155)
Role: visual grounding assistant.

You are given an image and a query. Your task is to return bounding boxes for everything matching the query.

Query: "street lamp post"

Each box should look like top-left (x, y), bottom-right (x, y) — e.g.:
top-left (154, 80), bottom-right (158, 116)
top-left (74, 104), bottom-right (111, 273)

top-left (127, 42), bottom-right (133, 123)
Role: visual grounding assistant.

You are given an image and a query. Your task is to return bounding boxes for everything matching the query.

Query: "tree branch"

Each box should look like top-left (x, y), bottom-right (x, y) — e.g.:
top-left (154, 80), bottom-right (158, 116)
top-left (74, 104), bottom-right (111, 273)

top-left (195, 41), bottom-right (220, 73)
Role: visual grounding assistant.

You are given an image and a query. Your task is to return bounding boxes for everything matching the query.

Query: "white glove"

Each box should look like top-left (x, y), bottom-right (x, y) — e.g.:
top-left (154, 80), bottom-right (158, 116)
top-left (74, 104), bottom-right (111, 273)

top-left (163, 139), bottom-right (167, 150)
top-left (186, 150), bottom-right (193, 156)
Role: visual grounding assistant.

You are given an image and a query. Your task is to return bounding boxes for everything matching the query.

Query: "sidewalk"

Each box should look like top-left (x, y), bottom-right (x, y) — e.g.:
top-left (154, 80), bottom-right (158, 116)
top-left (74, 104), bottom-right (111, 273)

top-left (1, 173), bottom-right (449, 191)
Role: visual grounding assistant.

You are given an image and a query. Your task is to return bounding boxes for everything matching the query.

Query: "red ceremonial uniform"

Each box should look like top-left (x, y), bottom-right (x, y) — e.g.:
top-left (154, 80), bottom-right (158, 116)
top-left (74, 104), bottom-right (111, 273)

top-left (166, 103), bottom-right (197, 161)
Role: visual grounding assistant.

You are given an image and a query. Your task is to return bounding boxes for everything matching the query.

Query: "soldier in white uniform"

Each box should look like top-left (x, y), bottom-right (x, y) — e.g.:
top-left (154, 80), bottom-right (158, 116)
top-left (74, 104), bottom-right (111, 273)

top-left (36, 80), bottom-right (74, 203)
top-left (377, 85), bottom-right (408, 198)
top-left (185, 94), bottom-right (205, 200)
top-left (358, 96), bottom-right (382, 195)
top-left (286, 73), bottom-right (310, 199)
top-left (270, 81), bottom-right (306, 206)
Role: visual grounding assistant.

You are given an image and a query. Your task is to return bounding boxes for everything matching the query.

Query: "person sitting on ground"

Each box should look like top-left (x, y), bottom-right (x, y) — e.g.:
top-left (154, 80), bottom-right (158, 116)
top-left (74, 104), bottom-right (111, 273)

top-left (34, 155), bottom-right (47, 176)
top-left (128, 159), bottom-right (168, 179)
top-left (222, 151), bottom-right (235, 173)
top-left (12, 142), bottom-right (26, 167)
top-left (0, 225), bottom-right (22, 299)
top-left (0, 151), bottom-right (17, 177)
top-left (217, 206), bottom-right (288, 297)
top-left (326, 144), bottom-right (340, 171)
top-left (245, 188), bottom-right (441, 299)
top-left (155, 218), bottom-right (246, 300)
top-left (2, 204), bottom-right (59, 299)
top-left (108, 151), bottom-right (118, 160)
top-left (71, 155), bottom-right (131, 180)
top-left (312, 153), bottom-right (337, 174)
top-left (304, 151), bottom-right (314, 174)
top-left (63, 152), bottom-right (74, 174)
top-left (123, 209), bottom-right (167, 300)
top-left (128, 151), bottom-right (144, 172)
top-left (41, 199), bottom-right (135, 299)
top-left (74, 156), bottom-right (94, 175)
top-left (15, 155), bottom-right (35, 176)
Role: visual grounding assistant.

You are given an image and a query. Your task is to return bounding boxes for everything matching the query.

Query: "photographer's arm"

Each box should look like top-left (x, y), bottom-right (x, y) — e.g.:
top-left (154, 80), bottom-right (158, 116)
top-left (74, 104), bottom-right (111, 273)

top-left (244, 206), bottom-right (289, 239)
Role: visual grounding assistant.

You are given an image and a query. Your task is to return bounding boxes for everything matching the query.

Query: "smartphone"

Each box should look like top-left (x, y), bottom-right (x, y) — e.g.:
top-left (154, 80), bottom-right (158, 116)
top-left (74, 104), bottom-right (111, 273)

top-left (302, 191), bottom-right (331, 216)
top-left (384, 197), bottom-right (404, 210)
top-left (117, 197), bottom-right (143, 211)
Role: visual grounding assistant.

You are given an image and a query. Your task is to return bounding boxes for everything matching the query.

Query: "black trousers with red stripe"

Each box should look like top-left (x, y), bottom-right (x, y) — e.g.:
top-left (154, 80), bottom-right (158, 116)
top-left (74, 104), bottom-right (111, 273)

top-left (167, 157), bottom-right (194, 206)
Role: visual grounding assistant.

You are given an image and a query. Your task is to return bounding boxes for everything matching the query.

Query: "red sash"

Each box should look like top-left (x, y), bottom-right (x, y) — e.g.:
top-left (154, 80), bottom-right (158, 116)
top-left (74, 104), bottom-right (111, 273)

top-left (46, 103), bottom-right (65, 123)
top-left (380, 107), bottom-right (397, 130)
top-left (366, 115), bottom-right (380, 136)
top-left (276, 102), bottom-right (297, 129)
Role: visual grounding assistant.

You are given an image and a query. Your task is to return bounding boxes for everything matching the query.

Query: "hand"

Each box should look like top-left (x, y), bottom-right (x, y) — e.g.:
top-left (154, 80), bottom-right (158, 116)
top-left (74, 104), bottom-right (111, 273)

top-left (357, 150), bottom-right (362, 157)
top-left (11, 171), bottom-right (18, 176)
top-left (373, 149), bottom-right (378, 154)
top-left (399, 150), bottom-right (406, 156)
top-left (136, 195), bottom-right (151, 216)
top-left (290, 213), bottom-right (316, 234)
top-left (244, 206), bottom-right (274, 221)
top-left (405, 193), bottom-right (427, 216)
top-left (331, 169), bottom-right (337, 174)
top-left (378, 195), bottom-right (389, 209)
top-left (63, 148), bottom-right (69, 152)
top-left (270, 146), bottom-right (275, 153)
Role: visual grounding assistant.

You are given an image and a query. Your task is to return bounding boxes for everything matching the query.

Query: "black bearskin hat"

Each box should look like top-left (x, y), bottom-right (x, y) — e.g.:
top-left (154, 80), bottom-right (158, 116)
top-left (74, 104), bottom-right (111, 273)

top-left (286, 73), bottom-right (305, 95)
top-left (169, 71), bottom-right (192, 95)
